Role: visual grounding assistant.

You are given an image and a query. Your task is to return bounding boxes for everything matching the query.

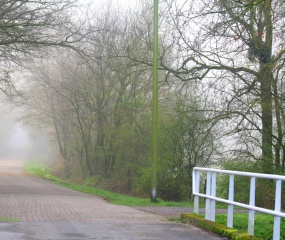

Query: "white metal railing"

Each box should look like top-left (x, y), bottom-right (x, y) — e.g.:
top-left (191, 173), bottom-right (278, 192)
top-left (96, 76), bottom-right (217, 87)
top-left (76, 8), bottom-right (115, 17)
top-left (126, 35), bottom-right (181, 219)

top-left (192, 167), bottom-right (285, 240)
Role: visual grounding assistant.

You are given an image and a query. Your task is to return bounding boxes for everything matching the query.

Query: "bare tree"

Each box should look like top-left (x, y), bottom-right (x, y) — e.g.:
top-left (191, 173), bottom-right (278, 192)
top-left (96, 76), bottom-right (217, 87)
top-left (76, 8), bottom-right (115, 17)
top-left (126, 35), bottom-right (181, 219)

top-left (157, 0), bottom-right (285, 173)
top-left (0, 0), bottom-right (84, 63)
top-left (0, 0), bottom-right (87, 98)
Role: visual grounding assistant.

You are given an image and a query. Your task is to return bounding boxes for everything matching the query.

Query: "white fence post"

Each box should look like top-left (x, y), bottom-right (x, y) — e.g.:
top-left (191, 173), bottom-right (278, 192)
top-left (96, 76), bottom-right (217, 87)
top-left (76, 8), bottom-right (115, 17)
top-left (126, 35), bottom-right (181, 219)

top-left (210, 172), bottom-right (216, 221)
top-left (227, 174), bottom-right (234, 228)
top-left (248, 177), bottom-right (256, 235)
top-left (205, 172), bottom-right (211, 220)
top-left (273, 180), bottom-right (282, 240)
top-left (193, 170), bottom-right (200, 214)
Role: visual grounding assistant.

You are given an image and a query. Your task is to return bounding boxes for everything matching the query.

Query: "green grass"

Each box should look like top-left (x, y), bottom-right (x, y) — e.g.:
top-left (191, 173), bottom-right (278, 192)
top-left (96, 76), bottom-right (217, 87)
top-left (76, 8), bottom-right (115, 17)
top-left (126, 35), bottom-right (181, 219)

top-left (0, 217), bottom-right (21, 223)
top-left (201, 213), bottom-right (285, 240)
top-left (24, 160), bottom-right (63, 182)
top-left (24, 159), bottom-right (195, 207)
top-left (23, 160), bottom-right (235, 208)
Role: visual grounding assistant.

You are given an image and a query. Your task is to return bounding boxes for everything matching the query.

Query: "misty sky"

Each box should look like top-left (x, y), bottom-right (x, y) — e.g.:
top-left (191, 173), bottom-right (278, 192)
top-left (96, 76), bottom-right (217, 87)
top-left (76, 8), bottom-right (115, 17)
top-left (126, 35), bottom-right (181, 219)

top-left (0, 107), bottom-right (28, 149)
top-left (0, 104), bottom-right (53, 162)
top-left (82, 0), bottom-right (138, 10)
top-left (7, 124), bottom-right (30, 149)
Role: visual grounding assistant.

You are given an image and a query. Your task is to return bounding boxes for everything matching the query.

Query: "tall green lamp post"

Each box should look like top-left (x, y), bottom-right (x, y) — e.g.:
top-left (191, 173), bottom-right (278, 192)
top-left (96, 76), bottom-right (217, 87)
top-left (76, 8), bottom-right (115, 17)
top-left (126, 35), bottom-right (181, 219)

top-left (151, 0), bottom-right (159, 202)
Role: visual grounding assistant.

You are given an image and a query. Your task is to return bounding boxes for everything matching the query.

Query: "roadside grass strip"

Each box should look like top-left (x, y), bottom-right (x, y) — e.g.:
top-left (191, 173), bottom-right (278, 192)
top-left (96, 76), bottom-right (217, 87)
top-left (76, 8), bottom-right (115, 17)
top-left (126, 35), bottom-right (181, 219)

top-left (24, 160), bottom-right (236, 208)
top-left (24, 159), bottom-right (194, 207)
top-left (181, 213), bottom-right (285, 240)
top-left (214, 213), bottom-right (285, 240)
top-left (0, 217), bottom-right (21, 223)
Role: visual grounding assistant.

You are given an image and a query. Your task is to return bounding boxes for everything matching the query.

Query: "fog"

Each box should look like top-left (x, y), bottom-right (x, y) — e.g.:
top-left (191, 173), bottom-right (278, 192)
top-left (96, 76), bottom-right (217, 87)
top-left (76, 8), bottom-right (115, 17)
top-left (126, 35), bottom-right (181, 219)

top-left (0, 105), bottom-right (55, 173)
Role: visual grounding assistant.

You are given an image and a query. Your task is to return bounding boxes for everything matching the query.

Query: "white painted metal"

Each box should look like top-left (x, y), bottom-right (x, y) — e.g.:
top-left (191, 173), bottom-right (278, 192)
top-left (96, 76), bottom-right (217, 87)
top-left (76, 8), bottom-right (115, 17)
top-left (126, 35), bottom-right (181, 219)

top-left (248, 177), bottom-right (256, 235)
top-left (193, 168), bottom-right (285, 239)
top-left (227, 174), bottom-right (234, 228)
top-left (194, 193), bottom-right (285, 217)
top-left (210, 172), bottom-right (216, 222)
top-left (205, 172), bottom-right (211, 220)
top-left (194, 167), bottom-right (285, 180)
top-left (273, 180), bottom-right (282, 240)
top-left (193, 171), bottom-right (200, 214)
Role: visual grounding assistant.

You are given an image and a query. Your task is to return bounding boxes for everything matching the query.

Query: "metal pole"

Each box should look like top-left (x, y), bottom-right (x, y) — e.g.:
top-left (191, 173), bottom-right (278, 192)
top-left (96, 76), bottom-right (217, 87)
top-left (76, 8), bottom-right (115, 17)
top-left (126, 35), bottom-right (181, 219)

top-left (205, 172), bottom-right (211, 220)
top-left (227, 174), bottom-right (234, 228)
top-left (273, 180), bottom-right (282, 240)
top-left (151, 0), bottom-right (159, 202)
top-left (193, 170), bottom-right (200, 214)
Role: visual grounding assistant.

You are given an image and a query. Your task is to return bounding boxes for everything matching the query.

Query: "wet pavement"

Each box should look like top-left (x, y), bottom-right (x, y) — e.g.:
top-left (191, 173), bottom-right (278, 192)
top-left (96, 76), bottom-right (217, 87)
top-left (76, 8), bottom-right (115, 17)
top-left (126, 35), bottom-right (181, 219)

top-left (0, 221), bottom-right (227, 240)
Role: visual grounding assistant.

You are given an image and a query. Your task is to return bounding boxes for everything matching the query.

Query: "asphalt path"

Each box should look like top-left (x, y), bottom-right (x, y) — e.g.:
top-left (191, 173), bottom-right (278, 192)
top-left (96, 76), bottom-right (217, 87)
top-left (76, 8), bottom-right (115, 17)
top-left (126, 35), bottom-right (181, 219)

top-left (0, 150), bottom-right (225, 240)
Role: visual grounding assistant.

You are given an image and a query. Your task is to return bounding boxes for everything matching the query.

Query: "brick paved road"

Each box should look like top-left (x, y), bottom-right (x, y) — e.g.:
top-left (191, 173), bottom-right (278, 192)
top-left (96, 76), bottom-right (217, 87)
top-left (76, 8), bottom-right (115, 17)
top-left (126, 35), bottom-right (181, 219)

top-left (0, 157), bottom-right (225, 239)
top-left (0, 193), bottom-right (164, 223)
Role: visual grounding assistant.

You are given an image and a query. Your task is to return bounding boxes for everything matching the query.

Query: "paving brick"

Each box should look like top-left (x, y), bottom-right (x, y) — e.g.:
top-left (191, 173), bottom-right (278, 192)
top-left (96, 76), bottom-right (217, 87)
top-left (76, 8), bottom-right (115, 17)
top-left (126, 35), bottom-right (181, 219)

top-left (0, 194), bottom-right (164, 223)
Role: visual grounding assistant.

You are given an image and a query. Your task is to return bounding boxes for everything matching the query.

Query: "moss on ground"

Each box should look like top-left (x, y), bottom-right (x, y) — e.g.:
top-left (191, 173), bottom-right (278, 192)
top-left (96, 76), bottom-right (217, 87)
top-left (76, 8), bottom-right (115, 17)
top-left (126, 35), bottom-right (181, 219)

top-left (181, 213), bottom-right (262, 240)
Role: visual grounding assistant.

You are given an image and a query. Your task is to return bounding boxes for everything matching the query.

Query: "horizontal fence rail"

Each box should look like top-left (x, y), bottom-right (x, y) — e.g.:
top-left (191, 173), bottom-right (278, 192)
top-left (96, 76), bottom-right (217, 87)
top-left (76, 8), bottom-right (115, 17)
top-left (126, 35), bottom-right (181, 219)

top-left (192, 167), bottom-right (285, 240)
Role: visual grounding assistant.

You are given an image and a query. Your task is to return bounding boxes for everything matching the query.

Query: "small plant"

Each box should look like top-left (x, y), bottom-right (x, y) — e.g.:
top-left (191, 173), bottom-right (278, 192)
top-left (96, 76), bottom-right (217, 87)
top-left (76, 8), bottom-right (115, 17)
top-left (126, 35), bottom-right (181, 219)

top-left (0, 217), bottom-right (21, 223)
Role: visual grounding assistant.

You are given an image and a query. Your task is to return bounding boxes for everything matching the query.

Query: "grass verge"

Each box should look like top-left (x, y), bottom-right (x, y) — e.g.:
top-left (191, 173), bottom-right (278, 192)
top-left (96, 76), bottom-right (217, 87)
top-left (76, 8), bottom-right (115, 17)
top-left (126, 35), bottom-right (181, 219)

top-left (24, 160), bottom-right (194, 207)
top-left (214, 213), bottom-right (285, 240)
top-left (182, 213), bottom-right (285, 240)
top-left (0, 217), bottom-right (21, 223)
top-left (181, 213), bottom-right (262, 240)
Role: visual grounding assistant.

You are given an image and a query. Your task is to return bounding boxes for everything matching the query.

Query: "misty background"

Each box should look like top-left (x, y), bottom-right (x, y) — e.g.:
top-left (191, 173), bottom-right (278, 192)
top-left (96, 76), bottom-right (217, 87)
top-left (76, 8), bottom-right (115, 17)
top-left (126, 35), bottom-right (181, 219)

top-left (0, 104), bottom-right (54, 165)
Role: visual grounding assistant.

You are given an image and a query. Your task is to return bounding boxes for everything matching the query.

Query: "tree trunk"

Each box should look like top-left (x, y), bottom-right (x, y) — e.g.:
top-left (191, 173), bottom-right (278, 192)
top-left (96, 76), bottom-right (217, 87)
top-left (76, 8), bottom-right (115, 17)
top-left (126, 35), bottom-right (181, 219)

top-left (259, 65), bottom-right (273, 173)
top-left (273, 76), bottom-right (282, 172)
